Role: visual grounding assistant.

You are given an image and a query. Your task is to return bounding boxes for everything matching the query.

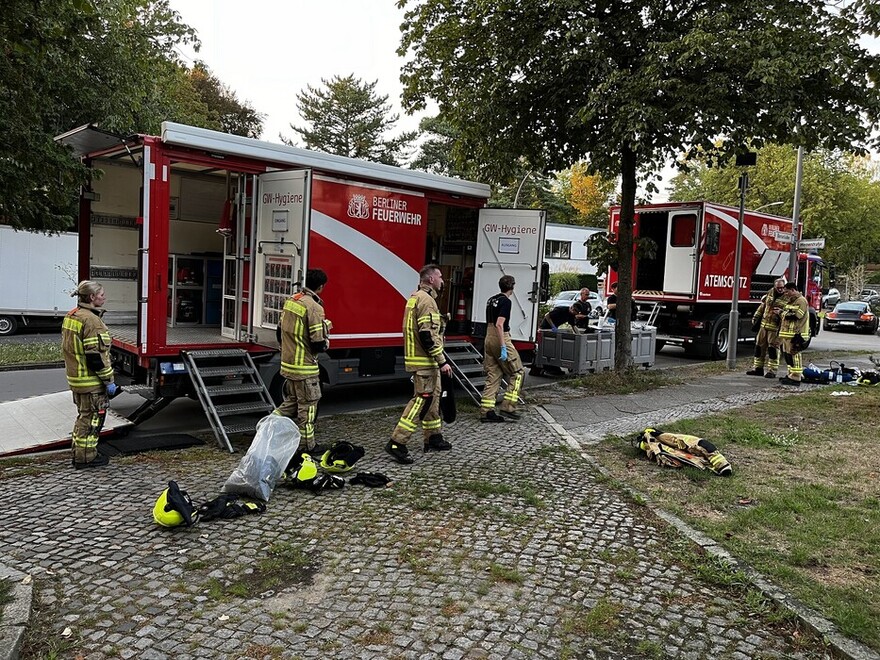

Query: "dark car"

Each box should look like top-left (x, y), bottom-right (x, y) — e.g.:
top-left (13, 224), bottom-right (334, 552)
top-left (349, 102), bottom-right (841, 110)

top-left (823, 301), bottom-right (879, 333)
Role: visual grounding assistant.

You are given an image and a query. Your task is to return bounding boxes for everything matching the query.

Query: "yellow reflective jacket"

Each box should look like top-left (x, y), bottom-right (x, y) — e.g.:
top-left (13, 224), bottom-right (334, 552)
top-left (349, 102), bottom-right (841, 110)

top-left (778, 294), bottom-right (810, 339)
top-left (753, 289), bottom-right (783, 331)
top-left (62, 303), bottom-right (114, 393)
top-left (403, 285), bottom-right (446, 372)
top-left (279, 288), bottom-right (328, 380)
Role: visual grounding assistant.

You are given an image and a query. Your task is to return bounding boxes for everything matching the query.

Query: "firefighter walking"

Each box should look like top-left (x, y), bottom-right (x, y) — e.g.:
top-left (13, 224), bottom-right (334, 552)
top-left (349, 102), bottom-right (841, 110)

top-left (62, 280), bottom-right (117, 469)
top-left (746, 278), bottom-right (785, 379)
top-left (387, 264), bottom-right (453, 464)
top-left (778, 282), bottom-right (810, 386)
top-left (480, 275), bottom-right (525, 422)
top-left (274, 269), bottom-right (331, 451)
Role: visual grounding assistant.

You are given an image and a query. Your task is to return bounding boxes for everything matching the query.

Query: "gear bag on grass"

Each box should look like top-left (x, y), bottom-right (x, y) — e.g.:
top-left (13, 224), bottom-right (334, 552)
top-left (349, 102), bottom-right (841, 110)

top-left (635, 428), bottom-right (732, 476)
top-left (222, 414), bottom-right (301, 502)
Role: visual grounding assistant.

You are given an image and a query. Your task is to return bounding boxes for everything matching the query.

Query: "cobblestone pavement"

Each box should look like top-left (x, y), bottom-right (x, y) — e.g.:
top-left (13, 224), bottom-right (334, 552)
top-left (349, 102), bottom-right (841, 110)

top-left (1, 381), bottom-right (836, 660)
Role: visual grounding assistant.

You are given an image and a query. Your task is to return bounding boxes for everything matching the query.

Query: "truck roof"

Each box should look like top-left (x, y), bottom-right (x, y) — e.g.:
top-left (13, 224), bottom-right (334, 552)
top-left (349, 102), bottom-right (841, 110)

top-left (57, 122), bottom-right (492, 200)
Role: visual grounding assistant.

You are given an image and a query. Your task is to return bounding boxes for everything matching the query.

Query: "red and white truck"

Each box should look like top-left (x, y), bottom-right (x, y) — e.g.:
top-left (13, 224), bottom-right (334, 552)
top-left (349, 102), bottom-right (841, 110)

top-left (56, 122), bottom-right (547, 404)
top-left (608, 201), bottom-right (827, 359)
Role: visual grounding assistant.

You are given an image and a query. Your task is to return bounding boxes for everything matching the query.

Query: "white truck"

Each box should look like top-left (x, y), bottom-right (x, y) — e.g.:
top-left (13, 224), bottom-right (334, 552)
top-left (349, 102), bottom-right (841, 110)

top-left (0, 224), bottom-right (79, 336)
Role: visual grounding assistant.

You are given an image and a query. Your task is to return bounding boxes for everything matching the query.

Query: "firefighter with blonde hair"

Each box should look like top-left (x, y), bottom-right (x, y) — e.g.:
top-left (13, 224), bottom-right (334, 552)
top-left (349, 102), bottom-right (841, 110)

top-left (778, 282), bottom-right (810, 386)
top-left (746, 277), bottom-right (785, 378)
top-left (62, 280), bottom-right (117, 469)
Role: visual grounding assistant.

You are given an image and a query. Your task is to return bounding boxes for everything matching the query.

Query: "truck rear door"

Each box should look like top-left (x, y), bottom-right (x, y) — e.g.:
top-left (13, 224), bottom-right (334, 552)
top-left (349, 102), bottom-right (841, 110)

top-left (237, 169), bottom-right (310, 344)
top-left (472, 208), bottom-right (546, 342)
top-left (663, 209), bottom-right (699, 294)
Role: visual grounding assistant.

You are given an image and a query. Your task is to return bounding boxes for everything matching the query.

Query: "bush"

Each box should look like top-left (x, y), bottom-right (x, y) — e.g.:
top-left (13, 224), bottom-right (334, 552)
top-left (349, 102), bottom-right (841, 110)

top-left (548, 273), bottom-right (599, 297)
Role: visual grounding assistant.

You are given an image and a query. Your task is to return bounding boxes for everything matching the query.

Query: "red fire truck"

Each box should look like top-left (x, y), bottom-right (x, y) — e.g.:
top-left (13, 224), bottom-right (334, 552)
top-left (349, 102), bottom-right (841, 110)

top-left (56, 123), bottom-right (547, 415)
top-left (608, 201), bottom-right (827, 359)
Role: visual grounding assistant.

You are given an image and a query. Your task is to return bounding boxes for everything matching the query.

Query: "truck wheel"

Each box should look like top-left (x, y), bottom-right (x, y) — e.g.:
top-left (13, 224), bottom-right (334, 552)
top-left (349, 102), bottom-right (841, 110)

top-left (655, 340), bottom-right (666, 353)
top-left (0, 315), bottom-right (18, 336)
top-left (710, 315), bottom-right (730, 360)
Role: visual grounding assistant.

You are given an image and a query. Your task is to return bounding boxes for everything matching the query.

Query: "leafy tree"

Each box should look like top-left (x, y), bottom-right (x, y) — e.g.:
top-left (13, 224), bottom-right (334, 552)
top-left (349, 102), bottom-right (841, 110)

top-left (284, 74), bottom-right (416, 166)
top-left (670, 144), bottom-right (880, 281)
top-left (558, 163), bottom-right (617, 227)
top-left (489, 168), bottom-right (579, 225)
top-left (410, 115), bottom-right (476, 178)
top-left (0, 0), bottom-right (202, 232)
top-left (398, 0), bottom-right (880, 369)
top-left (188, 62), bottom-right (264, 138)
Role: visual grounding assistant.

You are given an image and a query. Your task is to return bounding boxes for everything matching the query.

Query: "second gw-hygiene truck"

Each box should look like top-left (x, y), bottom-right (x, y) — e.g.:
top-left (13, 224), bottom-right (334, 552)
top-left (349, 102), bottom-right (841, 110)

top-left (608, 202), bottom-right (825, 359)
top-left (56, 122), bottom-right (547, 448)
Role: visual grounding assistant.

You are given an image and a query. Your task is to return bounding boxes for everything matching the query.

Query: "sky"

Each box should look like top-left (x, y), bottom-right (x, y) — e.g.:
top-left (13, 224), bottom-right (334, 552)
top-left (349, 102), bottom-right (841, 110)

top-left (168, 0), bottom-right (424, 145)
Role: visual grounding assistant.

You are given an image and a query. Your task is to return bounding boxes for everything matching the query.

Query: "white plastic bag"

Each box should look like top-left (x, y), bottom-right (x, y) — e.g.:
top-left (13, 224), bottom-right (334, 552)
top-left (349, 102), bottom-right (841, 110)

top-left (222, 414), bottom-right (301, 502)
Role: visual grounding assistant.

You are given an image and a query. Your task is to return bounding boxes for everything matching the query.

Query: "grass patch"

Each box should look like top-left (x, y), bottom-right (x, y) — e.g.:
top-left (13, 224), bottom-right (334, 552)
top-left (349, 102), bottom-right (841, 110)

top-left (563, 597), bottom-right (624, 639)
top-left (0, 341), bottom-right (62, 366)
top-left (203, 542), bottom-right (317, 601)
top-left (588, 385), bottom-right (880, 652)
top-left (488, 562), bottom-right (524, 585)
top-left (564, 369), bottom-right (682, 395)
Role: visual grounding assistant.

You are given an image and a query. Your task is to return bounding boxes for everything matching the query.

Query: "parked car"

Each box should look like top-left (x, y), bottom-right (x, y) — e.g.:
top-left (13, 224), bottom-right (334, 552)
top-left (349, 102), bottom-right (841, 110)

top-left (823, 300), bottom-right (879, 333)
top-left (859, 288), bottom-right (879, 301)
top-left (546, 290), bottom-right (605, 316)
top-left (821, 287), bottom-right (840, 309)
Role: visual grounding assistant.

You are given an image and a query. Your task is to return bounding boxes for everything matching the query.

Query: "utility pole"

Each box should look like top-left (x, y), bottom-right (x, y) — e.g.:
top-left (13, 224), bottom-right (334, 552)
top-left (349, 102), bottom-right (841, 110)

top-left (788, 146), bottom-right (805, 286)
top-left (726, 171), bottom-right (749, 370)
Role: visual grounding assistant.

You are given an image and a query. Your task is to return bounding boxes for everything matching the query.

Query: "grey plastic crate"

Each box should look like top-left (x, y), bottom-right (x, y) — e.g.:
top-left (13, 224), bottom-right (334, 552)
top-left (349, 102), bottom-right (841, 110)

top-left (631, 326), bottom-right (657, 367)
top-left (534, 330), bottom-right (614, 374)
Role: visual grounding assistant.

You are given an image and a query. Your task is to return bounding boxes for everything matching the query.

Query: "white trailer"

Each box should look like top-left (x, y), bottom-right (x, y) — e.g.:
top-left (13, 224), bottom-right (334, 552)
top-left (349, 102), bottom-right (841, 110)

top-left (0, 225), bottom-right (79, 335)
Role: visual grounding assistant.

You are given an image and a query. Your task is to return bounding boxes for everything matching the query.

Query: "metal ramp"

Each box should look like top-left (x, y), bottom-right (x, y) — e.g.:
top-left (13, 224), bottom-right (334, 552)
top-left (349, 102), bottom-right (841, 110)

top-left (444, 340), bottom-right (524, 407)
top-left (444, 340), bottom-right (487, 406)
top-left (181, 349), bottom-right (276, 453)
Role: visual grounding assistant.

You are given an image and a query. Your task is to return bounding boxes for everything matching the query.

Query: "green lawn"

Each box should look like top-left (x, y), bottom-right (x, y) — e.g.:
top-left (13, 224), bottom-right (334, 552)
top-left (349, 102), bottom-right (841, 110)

top-left (0, 341), bottom-right (62, 366)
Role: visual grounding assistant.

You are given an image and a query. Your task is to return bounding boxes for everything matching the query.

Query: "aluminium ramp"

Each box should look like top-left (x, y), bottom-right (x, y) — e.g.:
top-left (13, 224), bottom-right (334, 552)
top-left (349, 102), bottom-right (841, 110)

top-left (0, 391), bottom-right (132, 457)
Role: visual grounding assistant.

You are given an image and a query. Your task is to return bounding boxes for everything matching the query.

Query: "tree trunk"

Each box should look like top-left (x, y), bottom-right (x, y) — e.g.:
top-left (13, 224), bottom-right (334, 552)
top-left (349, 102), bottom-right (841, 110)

top-left (614, 143), bottom-right (637, 372)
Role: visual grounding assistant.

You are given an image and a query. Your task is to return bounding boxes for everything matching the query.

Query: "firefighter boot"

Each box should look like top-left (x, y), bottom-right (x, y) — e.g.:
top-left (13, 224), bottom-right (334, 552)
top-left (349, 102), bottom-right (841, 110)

top-left (424, 434), bottom-right (452, 452)
top-left (385, 440), bottom-right (414, 465)
top-left (745, 367), bottom-right (764, 376)
top-left (764, 371), bottom-right (776, 378)
top-left (73, 452), bottom-right (110, 470)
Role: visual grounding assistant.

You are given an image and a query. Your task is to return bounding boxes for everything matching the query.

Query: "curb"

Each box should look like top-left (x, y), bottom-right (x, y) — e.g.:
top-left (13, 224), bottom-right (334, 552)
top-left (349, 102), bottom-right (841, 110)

top-left (0, 564), bottom-right (31, 660)
top-left (0, 362), bottom-right (63, 373)
top-left (536, 404), bottom-right (880, 660)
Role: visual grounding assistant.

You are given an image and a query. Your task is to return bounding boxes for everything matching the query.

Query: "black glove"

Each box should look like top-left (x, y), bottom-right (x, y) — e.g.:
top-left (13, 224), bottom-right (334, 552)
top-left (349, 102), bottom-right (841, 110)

top-left (750, 318), bottom-right (761, 332)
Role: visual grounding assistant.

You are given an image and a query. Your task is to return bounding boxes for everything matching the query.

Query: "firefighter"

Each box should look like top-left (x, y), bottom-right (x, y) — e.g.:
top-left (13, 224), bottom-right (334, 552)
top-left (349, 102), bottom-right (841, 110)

top-left (62, 280), bottom-right (116, 469)
top-left (274, 269), bottom-right (331, 452)
top-left (480, 275), bottom-right (525, 422)
top-left (777, 282), bottom-right (810, 386)
top-left (387, 264), bottom-right (452, 464)
top-left (746, 277), bottom-right (785, 378)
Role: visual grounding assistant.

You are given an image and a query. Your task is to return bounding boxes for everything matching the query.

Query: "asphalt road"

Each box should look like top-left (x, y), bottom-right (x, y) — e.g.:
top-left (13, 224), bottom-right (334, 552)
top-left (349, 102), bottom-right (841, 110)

top-left (1, 326), bottom-right (876, 438)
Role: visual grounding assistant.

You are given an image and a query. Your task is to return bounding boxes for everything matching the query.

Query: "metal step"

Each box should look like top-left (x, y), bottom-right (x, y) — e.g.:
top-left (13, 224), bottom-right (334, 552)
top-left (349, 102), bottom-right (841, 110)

top-left (185, 348), bottom-right (249, 359)
top-left (223, 421), bottom-right (260, 435)
top-left (214, 401), bottom-right (275, 416)
top-left (195, 366), bottom-right (255, 378)
top-left (204, 383), bottom-right (264, 396)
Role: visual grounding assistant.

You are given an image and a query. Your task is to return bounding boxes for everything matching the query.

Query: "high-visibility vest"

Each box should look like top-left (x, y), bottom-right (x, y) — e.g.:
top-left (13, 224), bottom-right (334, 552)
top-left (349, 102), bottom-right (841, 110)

top-left (62, 305), bottom-right (113, 392)
top-left (403, 286), bottom-right (445, 371)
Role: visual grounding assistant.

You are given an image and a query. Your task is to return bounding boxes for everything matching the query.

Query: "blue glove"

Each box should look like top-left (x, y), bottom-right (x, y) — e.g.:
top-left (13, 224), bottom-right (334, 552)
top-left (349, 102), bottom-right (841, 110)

top-left (550, 326), bottom-right (558, 333)
top-left (106, 383), bottom-right (119, 397)
top-left (500, 345), bottom-right (508, 361)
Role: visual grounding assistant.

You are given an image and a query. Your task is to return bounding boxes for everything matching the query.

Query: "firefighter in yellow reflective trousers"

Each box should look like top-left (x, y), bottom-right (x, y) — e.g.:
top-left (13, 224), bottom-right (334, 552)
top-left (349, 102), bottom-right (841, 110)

top-left (274, 269), bottom-right (331, 451)
top-left (62, 280), bottom-right (116, 469)
top-left (747, 278), bottom-right (785, 378)
top-left (480, 275), bottom-right (525, 423)
top-left (388, 264), bottom-right (453, 464)
top-left (777, 282), bottom-right (810, 387)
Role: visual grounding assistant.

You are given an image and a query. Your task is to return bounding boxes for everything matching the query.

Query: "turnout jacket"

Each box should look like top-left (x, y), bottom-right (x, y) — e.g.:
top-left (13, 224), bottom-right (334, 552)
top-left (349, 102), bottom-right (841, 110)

top-left (778, 293), bottom-right (810, 339)
top-left (753, 289), bottom-right (784, 331)
top-left (62, 303), bottom-right (114, 393)
top-left (403, 284), bottom-right (446, 372)
top-left (279, 287), bottom-right (329, 380)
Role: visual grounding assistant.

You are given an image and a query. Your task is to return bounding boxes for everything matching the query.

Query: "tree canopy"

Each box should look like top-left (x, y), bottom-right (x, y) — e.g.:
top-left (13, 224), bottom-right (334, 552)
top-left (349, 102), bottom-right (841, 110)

top-left (1, 0), bottom-right (263, 232)
top-left (670, 144), bottom-right (880, 275)
top-left (398, 0), bottom-right (880, 368)
top-left (284, 74), bottom-right (416, 166)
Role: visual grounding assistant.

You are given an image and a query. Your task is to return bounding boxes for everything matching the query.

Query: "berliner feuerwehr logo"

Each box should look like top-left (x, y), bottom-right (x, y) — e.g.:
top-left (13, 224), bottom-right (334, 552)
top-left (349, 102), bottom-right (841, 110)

top-left (347, 194), bottom-right (370, 219)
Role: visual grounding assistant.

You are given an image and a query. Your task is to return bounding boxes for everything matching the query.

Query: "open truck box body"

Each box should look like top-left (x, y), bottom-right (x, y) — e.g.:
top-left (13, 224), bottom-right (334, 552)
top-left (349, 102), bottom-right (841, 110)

top-left (57, 122), bottom-right (546, 389)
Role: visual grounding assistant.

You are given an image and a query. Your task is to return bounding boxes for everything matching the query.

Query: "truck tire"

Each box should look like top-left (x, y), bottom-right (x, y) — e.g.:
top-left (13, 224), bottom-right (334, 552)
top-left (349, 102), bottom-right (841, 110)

top-left (655, 339), bottom-right (666, 353)
top-left (709, 314), bottom-right (730, 360)
top-left (0, 315), bottom-right (18, 336)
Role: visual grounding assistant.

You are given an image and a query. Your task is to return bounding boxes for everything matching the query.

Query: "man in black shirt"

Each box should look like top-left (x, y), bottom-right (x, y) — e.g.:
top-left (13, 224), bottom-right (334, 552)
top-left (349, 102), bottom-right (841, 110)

top-left (606, 282), bottom-right (619, 320)
top-left (540, 305), bottom-right (577, 331)
top-left (570, 288), bottom-right (592, 329)
top-left (480, 275), bottom-right (525, 422)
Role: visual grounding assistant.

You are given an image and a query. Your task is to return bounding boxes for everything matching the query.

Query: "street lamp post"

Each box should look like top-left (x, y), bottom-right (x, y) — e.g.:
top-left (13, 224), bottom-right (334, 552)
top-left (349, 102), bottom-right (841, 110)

top-left (726, 171), bottom-right (749, 369)
top-left (755, 201), bottom-right (784, 212)
top-left (788, 146), bottom-right (805, 285)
